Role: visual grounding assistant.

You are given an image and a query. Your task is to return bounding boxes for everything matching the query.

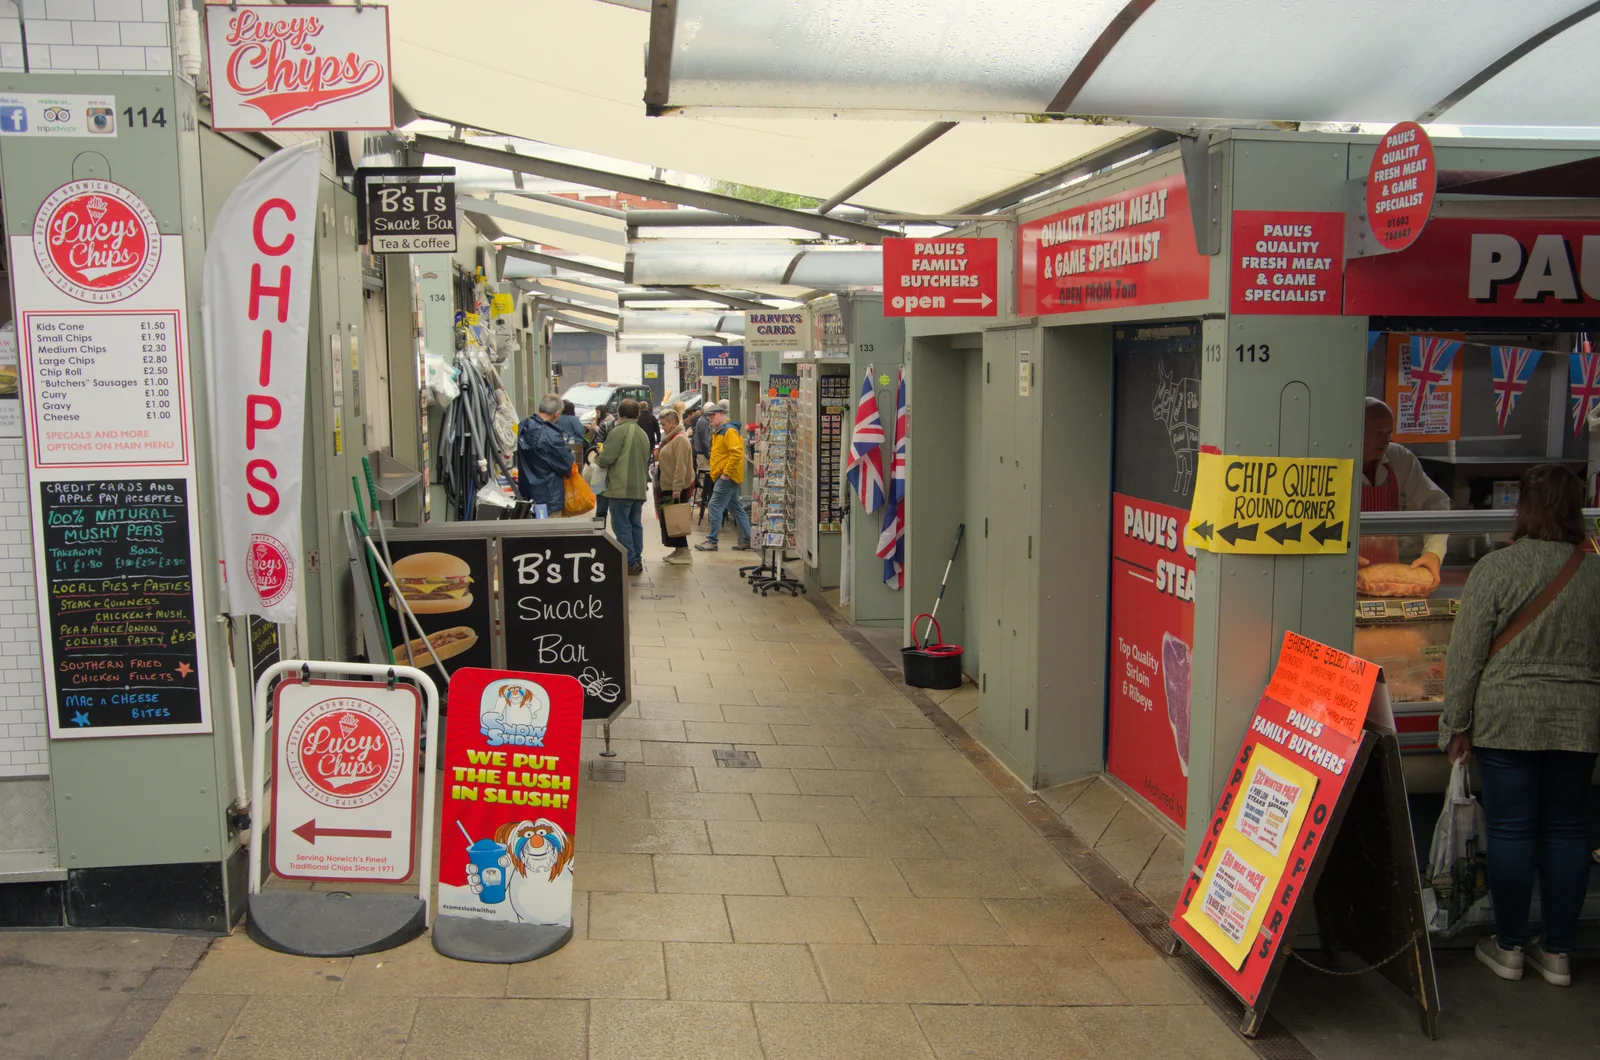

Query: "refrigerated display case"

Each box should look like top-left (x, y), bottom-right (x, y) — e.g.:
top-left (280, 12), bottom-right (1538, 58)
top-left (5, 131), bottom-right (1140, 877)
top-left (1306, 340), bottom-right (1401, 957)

top-left (1355, 509), bottom-right (1600, 775)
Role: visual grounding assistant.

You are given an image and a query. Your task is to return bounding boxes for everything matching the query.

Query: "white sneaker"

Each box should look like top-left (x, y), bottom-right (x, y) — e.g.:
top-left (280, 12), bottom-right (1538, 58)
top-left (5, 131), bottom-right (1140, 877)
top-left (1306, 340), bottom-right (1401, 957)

top-left (663, 548), bottom-right (691, 565)
top-left (1475, 935), bottom-right (1524, 981)
top-left (1527, 938), bottom-right (1572, 986)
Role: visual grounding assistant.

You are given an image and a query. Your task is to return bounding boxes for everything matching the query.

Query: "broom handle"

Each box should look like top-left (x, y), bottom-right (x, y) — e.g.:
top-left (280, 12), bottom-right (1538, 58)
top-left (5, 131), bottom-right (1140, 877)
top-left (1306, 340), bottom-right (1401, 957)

top-left (919, 523), bottom-right (965, 650)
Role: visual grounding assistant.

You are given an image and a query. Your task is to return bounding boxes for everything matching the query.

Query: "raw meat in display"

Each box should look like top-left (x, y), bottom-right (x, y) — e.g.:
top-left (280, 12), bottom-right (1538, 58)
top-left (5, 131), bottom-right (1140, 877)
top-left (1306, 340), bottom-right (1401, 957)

top-left (1163, 632), bottom-right (1192, 778)
top-left (1356, 562), bottom-right (1435, 597)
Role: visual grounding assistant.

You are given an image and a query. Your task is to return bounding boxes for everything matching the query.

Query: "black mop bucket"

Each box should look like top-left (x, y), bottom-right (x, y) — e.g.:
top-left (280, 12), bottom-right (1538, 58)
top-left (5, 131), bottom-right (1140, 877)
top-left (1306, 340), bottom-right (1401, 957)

top-left (902, 613), bottom-right (964, 690)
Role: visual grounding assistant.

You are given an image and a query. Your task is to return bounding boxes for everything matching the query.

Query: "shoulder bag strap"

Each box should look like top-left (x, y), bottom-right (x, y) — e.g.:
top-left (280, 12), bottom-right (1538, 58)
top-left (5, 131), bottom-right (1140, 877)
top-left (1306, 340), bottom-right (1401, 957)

top-left (1488, 546), bottom-right (1587, 659)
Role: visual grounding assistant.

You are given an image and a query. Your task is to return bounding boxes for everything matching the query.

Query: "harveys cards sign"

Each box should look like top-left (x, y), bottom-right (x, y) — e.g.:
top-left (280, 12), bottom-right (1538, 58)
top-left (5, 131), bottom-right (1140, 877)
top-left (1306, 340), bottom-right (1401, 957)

top-left (206, 5), bottom-right (394, 132)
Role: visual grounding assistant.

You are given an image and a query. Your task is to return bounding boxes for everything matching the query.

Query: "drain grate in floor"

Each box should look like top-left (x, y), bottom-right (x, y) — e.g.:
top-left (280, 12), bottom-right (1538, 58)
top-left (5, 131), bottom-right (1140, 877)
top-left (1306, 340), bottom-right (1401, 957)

top-left (589, 760), bottom-right (626, 782)
top-left (713, 749), bottom-right (761, 768)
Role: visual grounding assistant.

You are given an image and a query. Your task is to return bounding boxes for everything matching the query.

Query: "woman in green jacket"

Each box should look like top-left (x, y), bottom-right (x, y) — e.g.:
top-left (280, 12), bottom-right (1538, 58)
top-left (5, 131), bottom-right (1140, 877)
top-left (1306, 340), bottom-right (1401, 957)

top-left (1439, 464), bottom-right (1599, 987)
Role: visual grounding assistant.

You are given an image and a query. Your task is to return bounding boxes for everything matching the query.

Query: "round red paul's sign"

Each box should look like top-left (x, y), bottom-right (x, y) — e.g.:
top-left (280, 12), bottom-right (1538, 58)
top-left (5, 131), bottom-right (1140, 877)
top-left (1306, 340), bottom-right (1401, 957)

top-left (1366, 122), bottom-right (1436, 253)
top-left (32, 179), bottom-right (162, 303)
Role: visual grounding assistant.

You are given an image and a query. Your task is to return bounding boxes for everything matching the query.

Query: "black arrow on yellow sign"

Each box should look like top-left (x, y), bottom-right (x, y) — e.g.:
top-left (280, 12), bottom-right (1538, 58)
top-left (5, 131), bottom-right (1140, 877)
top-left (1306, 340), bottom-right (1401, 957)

top-left (1192, 521), bottom-right (1214, 542)
top-left (1310, 520), bottom-right (1344, 545)
top-left (1218, 522), bottom-right (1258, 545)
top-left (1265, 522), bottom-right (1303, 545)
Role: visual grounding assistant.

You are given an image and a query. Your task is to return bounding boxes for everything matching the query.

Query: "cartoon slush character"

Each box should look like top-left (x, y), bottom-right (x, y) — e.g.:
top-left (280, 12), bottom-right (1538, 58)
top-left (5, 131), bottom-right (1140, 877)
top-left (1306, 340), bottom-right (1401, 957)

top-left (479, 679), bottom-right (550, 746)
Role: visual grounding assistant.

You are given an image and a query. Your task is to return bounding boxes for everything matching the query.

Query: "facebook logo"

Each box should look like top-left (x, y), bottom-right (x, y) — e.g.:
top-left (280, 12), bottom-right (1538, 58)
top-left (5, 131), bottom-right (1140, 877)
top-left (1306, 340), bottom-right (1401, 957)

top-left (1, 107), bottom-right (26, 133)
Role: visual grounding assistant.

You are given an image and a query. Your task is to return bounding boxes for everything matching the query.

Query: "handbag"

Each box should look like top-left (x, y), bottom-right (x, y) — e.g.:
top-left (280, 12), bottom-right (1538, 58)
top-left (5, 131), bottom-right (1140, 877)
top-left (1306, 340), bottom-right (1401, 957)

top-left (564, 463), bottom-right (596, 517)
top-left (1488, 546), bottom-right (1586, 659)
top-left (663, 498), bottom-right (693, 537)
top-left (581, 457), bottom-right (607, 494)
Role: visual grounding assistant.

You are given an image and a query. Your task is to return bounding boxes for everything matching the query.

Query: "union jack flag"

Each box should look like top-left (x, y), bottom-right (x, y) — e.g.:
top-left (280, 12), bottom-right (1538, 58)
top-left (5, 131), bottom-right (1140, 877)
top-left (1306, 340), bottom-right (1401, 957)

top-left (1489, 346), bottom-right (1542, 432)
top-left (845, 367), bottom-right (885, 513)
top-left (876, 367), bottom-right (907, 590)
top-left (1571, 351), bottom-right (1600, 438)
top-left (1405, 336), bottom-right (1460, 432)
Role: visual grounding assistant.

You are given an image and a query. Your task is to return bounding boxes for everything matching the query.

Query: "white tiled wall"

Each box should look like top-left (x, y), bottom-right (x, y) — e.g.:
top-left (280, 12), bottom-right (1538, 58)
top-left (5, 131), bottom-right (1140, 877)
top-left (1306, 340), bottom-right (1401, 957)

top-left (0, 0), bottom-right (172, 75)
top-left (0, 442), bottom-right (46, 778)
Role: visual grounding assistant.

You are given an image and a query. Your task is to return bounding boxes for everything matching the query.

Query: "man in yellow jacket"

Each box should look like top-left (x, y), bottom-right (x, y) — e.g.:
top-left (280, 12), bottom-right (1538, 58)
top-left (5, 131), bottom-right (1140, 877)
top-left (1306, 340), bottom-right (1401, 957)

top-left (695, 401), bottom-right (752, 551)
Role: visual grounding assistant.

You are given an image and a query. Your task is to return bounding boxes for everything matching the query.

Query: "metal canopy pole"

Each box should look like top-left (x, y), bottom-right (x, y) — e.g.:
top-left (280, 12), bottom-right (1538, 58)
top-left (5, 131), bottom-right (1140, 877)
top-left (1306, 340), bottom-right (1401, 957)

top-left (498, 246), bottom-right (778, 311)
top-left (955, 128), bottom-right (1178, 216)
top-left (816, 121), bottom-right (958, 215)
top-left (459, 195), bottom-right (627, 246)
top-left (412, 133), bottom-right (896, 244)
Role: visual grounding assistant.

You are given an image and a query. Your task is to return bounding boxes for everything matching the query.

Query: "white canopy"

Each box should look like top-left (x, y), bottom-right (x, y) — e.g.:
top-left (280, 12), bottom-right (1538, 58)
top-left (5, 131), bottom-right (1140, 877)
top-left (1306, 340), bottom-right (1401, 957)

top-left (646, 0), bottom-right (1600, 128)
top-left (380, 0), bottom-right (1134, 214)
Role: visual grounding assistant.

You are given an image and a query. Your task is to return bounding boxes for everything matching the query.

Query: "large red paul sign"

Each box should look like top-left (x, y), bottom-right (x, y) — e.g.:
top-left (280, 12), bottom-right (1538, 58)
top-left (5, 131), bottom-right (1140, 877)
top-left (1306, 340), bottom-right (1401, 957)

top-left (1018, 173), bottom-right (1209, 317)
top-left (32, 180), bottom-right (161, 304)
top-left (1347, 218), bottom-right (1600, 317)
top-left (206, 5), bottom-right (394, 131)
top-left (881, 237), bottom-right (998, 316)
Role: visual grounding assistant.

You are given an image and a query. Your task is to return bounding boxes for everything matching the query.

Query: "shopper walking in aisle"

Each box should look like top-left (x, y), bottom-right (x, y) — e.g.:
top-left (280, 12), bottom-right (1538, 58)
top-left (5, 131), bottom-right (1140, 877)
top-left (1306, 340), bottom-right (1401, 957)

top-left (556, 400), bottom-right (587, 446)
top-left (1439, 464), bottom-right (1600, 987)
top-left (654, 408), bottom-right (695, 564)
top-left (516, 394), bottom-right (577, 516)
top-left (690, 405), bottom-right (712, 472)
top-left (695, 401), bottom-right (752, 551)
top-left (596, 398), bottom-right (650, 574)
top-left (639, 402), bottom-right (661, 452)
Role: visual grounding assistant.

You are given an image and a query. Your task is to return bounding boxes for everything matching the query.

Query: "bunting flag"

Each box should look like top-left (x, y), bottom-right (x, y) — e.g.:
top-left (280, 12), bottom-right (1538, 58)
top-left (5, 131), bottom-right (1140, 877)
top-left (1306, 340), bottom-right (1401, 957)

top-left (1405, 336), bottom-right (1461, 432)
top-left (1571, 351), bottom-right (1600, 438)
top-left (876, 367), bottom-right (908, 589)
top-left (1489, 346), bottom-right (1542, 432)
top-left (846, 367), bottom-right (885, 512)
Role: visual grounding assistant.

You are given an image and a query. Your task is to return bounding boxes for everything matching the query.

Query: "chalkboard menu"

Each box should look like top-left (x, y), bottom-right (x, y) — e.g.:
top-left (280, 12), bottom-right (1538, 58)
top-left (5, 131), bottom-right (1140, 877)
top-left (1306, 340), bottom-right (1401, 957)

top-left (1114, 323), bottom-right (1202, 507)
top-left (40, 478), bottom-right (203, 732)
top-left (500, 533), bottom-right (629, 720)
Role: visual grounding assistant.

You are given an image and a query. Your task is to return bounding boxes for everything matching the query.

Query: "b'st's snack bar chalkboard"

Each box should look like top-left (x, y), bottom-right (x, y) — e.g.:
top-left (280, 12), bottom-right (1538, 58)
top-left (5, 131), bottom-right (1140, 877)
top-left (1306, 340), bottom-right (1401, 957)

top-left (500, 534), bottom-right (629, 720)
top-left (40, 479), bottom-right (204, 733)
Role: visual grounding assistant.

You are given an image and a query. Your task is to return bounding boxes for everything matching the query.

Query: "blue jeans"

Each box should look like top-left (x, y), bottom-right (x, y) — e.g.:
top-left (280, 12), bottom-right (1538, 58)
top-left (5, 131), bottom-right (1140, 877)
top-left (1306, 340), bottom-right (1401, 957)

top-left (609, 498), bottom-right (644, 567)
top-left (1475, 746), bottom-right (1598, 953)
top-left (705, 477), bottom-right (750, 546)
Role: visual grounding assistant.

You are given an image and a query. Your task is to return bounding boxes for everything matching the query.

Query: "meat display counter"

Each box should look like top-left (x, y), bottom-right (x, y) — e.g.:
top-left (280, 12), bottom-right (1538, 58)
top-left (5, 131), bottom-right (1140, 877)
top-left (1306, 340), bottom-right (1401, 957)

top-left (1355, 508), bottom-right (1600, 793)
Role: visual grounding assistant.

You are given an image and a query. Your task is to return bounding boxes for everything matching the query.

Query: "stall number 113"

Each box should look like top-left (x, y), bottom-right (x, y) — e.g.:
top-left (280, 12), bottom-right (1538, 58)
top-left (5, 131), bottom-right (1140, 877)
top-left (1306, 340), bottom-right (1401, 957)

top-left (1204, 344), bottom-right (1271, 364)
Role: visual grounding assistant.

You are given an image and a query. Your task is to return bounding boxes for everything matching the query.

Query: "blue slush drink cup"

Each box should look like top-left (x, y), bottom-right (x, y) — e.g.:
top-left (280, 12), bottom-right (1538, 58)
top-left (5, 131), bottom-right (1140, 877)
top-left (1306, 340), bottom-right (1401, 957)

top-left (459, 823), bottom-right (508, 904)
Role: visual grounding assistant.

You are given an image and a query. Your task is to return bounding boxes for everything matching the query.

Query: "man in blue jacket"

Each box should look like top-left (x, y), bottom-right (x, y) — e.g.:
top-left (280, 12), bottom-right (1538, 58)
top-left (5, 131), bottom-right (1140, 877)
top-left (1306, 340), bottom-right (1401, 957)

top-left (517, 394), bottom-right (575, 515)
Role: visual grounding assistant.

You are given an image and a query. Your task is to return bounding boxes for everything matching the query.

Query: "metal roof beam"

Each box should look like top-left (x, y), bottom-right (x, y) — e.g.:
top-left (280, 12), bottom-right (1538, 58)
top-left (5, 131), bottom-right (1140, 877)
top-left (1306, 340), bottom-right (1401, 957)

top-left (413, 133), bottom-right (896, 244)
top-left (539, 309), bottom-right (618, 336)
top-left (459, 195), bottom-right (627, 246)
top-left (1045, 0), bottom-right (1158, 113)
top-left (497, 246), bottom-right (776, 311)
top-left (1418, 1), bottom-right (1600, 122)
top-left (955, 128), bottom-right (1177, 216)
top-left (519, 282), bottom-right (619, 311)
top-left (817, 121), bottom-right (958, 214)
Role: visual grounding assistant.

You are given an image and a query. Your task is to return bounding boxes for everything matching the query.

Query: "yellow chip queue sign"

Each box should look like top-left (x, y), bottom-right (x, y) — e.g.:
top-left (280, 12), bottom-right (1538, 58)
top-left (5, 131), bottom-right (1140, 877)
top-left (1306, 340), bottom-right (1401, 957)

top-left (1184, 453), bottom-right (1353, 555)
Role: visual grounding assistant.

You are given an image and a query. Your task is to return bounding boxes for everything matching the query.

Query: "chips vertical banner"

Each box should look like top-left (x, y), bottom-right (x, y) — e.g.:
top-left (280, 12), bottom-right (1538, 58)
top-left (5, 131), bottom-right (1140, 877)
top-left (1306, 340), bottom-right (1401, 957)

top-left (203, 142), bottom-right (321, 623)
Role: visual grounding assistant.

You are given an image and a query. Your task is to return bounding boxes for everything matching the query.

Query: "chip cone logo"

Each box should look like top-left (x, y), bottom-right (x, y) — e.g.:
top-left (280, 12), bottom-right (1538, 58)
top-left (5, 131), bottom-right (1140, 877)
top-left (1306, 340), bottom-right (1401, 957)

top-left (247, 533), bottom-right (293, 608)
top-left (287, 697), bottom-right (404, 808)
top-left (33, 179), bottom-right (161, 303)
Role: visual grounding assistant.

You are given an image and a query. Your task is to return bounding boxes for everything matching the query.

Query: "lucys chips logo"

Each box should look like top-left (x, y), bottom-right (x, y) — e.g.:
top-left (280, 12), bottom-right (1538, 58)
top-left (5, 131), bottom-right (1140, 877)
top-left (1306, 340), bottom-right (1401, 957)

top-left (32, 179), bottom-right (161, 303)
top-left (286, 697), bottom-right (404, 808)
top-left (247, 533), bottom-right (293, 608)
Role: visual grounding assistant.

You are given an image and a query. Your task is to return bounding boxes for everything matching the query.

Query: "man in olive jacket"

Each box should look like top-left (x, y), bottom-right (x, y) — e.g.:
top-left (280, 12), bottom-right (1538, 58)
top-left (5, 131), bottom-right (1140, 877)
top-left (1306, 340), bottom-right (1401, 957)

top-left (596, 398), bottom-right (650, 573)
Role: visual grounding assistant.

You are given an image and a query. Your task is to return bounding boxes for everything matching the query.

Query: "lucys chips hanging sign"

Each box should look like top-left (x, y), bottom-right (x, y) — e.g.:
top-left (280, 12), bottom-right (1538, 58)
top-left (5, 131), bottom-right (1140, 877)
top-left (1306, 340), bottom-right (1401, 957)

top-left (206, 4), bottom-right (394, 132)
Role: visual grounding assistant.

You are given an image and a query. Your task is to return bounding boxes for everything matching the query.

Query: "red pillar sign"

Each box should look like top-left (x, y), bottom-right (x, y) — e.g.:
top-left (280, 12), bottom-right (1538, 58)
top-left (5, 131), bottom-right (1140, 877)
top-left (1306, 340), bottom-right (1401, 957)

top-left (881, 237), bottom-right (997, 316)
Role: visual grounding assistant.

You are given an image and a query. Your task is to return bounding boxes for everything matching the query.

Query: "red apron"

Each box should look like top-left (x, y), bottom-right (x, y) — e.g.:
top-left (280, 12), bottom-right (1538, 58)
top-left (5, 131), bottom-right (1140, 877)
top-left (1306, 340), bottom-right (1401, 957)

top-left (1360, 468), bottom-right (1400, 565)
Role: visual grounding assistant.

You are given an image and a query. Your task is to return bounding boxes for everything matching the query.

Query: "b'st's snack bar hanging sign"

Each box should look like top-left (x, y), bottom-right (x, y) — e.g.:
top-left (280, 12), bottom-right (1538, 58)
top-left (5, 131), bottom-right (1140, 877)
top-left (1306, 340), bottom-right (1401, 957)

top-left (1018, 174), bottom-right (1209, 317)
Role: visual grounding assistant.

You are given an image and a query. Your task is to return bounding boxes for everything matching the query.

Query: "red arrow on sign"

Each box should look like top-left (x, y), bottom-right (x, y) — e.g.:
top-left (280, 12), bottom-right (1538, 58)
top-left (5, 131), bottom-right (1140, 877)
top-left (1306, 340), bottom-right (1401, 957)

top-left (293, 819), bottom-right (393, 845)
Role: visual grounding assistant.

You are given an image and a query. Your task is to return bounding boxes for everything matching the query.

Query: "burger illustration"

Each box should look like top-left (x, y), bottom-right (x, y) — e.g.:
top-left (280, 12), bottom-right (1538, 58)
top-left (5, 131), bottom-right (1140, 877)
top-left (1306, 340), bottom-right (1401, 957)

top-left (389, 552), bottom-right (473, 614)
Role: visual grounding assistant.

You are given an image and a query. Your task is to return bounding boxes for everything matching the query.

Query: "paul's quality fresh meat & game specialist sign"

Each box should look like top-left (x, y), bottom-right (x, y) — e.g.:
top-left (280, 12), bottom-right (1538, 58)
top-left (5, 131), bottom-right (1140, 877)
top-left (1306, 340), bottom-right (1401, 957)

top-left (1230, 211), bottom-right (1344, 313)
top-left (1019, 174), bottom-right (1209, 317)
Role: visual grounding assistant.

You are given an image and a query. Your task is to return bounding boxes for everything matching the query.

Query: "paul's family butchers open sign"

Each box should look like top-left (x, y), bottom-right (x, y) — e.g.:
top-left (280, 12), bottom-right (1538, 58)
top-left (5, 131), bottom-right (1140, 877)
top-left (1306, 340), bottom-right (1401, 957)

top-left (366, 182), bottom-right (457, 254)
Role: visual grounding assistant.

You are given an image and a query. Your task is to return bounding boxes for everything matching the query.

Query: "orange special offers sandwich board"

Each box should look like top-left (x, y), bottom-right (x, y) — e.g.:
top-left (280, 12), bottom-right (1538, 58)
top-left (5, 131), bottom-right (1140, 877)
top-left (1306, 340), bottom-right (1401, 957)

top-left (1168, 632), bottom-right (1440, 1040)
